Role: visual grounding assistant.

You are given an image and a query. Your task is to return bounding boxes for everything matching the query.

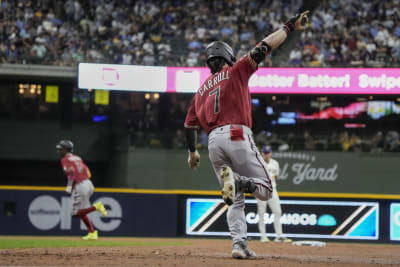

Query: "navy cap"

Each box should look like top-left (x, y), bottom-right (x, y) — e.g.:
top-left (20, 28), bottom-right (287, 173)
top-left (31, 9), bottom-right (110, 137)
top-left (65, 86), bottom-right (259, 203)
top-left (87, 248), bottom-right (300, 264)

top-left (261, 145), bottom-right (272, 153)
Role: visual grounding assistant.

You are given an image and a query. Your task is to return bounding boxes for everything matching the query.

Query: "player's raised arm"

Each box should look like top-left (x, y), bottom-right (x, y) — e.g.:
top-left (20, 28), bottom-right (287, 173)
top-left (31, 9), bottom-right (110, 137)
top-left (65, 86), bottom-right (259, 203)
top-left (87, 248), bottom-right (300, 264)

top-left (249, 11), bottom-right (309, 66)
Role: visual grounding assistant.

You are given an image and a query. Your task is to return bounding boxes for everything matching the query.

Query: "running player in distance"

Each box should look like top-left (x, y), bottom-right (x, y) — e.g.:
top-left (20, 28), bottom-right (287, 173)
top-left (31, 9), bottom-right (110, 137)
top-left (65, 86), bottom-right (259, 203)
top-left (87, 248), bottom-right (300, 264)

top-left (184, 11), bottom-right (309, 259)
top-left (257, 145), bottom-right (292, 243)
top-left (56, 140), bottom-right (108, 240)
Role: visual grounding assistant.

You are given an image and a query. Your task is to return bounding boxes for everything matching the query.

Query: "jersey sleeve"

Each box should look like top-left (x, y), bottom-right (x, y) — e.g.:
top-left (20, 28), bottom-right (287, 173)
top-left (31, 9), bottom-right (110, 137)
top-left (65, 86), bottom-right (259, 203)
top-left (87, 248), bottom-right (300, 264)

top-left (61, 158), bottom-right (74, 179)
top-left (184, 96), bottom-right (200, 129)
top-left (231, 54), bottom-right (258, 83)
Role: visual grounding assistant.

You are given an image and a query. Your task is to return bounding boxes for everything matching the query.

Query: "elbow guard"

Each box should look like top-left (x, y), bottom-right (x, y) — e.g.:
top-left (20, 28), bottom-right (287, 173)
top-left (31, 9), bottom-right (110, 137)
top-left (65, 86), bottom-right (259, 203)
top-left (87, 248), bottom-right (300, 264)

top-left (250, 41), bottom-right (271, 64)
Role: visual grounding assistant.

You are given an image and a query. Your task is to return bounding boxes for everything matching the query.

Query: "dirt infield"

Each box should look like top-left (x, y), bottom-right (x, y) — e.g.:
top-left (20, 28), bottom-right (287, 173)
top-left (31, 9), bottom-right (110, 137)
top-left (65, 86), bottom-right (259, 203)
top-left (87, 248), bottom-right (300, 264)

top-left (1, 237), bottom-right (399, 266)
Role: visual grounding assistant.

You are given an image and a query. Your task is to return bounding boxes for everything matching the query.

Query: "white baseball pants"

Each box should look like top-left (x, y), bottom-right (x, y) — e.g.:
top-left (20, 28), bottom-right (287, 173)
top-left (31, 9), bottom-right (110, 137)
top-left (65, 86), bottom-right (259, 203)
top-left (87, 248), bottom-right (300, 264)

top-left (71, 179), bottom-right (94, 216)
top-left (257, 186), bottom-right (283, 238)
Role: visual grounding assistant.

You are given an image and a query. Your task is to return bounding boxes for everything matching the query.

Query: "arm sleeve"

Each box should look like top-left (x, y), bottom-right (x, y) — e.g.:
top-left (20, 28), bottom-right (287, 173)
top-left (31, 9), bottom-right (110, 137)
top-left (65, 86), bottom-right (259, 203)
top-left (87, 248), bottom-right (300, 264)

top-left (184, 96), bottom-right (200, 129)
top-left (185, 128), bottom-right (197, 152)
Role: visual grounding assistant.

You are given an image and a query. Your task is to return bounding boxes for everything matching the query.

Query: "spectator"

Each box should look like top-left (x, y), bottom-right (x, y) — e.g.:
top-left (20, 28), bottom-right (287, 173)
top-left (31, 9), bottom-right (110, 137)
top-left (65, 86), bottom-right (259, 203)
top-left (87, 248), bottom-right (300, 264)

top-left (304, 131), bottom-right (315, 150)
top-left (172, 129), bottom-right (186, 149)
top-left (384, 131), bottom-right (400, 152)
top-left (371, 131), bottom-right (384, 152)
top-left (0, 0), bottom-right (399, 68)
top-left (375, 25), bottom-right (390, 46)
top-left (340, 131), bottom-right (351, 151)
top-left (289, 45), bottom-right (302, 66)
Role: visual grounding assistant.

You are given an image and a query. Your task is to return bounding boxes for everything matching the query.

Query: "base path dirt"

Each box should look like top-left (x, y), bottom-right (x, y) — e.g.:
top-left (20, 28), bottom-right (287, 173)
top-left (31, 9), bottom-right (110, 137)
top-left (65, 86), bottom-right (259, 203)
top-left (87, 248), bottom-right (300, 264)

top-left (1, 237), bottom-right (399, 266)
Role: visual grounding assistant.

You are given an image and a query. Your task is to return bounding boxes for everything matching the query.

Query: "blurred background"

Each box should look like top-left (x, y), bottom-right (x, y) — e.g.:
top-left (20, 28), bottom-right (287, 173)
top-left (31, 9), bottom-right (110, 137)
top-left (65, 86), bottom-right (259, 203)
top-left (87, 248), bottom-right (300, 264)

top-left (0, 0), bottom-right (400, 241)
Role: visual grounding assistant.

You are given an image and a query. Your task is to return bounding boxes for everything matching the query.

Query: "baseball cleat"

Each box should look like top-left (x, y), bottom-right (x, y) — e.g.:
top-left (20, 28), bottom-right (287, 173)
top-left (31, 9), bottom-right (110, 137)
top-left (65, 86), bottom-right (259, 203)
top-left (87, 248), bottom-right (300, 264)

top-left (220, 166), bottom-right (235, 205)
top-left (93, 202), bottom-right (108, 216)
top-left (243, 246), bottom-right (257, 259)
top-left (274, 237), bottom-right (292, 243)
top-left (231, 242), bottom-right (247, 259)
top-left (260, 237), bottom-right (270, 243)
top-left (82, 230), bottom-right (98, 240)
top-left (232, 241), bottom-right (257, 259)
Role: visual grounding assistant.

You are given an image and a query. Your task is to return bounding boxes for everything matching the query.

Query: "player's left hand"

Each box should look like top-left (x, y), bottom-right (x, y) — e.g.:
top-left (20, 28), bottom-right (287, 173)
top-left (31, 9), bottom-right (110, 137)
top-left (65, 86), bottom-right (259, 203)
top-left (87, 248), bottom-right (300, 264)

top-left (188, 150), bottom-right (200, 170)
top-left (285, 10), bottom-right (310, 32)
top-left (294, 10), bottom-right (310, 30)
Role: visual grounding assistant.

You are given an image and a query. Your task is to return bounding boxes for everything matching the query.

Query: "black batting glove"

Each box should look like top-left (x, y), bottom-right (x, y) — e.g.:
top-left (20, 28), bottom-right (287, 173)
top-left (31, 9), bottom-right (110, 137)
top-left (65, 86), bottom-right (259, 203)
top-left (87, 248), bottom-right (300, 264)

top-left (283, 10), bottom-right (309, 34)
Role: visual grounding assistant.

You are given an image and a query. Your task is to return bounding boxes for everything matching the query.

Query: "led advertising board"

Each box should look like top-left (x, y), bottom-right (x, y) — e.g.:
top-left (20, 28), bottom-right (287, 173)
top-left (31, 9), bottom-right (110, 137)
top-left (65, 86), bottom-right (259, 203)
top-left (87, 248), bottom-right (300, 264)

top-left (78, 63), bottom-right (167, 92)
top-left (79, 63), bottom-right (400, 94)
top-left (186, 199), bottom-right (379, 240)
top-left (390, 203), bottom-right (400, 241)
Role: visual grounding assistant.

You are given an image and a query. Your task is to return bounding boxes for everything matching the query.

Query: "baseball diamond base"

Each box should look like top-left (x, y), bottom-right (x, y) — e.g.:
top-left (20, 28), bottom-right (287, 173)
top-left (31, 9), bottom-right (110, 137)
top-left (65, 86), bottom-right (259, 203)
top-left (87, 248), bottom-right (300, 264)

top-left (0, 237), bottom-right (399, 266)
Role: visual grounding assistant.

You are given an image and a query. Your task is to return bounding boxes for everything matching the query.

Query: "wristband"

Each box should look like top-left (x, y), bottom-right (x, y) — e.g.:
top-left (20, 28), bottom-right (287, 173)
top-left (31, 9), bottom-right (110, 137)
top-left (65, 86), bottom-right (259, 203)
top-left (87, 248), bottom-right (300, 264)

top-left (283, 22), bottom-right (295, 34)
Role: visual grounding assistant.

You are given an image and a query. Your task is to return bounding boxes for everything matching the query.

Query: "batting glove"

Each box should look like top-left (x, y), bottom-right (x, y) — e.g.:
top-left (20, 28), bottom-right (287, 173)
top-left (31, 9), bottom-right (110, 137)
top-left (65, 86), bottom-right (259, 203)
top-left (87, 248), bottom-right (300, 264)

top-left (188, 150), bottom-right (200, 170)
top-left (284, 10), bottom-right (309, 33)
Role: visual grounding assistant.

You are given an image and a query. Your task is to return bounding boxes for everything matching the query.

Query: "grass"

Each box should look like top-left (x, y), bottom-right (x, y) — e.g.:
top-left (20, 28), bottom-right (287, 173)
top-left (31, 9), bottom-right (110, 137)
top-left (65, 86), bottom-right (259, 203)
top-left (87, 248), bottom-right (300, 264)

top-left (0, 237), bottom-right (191, 249)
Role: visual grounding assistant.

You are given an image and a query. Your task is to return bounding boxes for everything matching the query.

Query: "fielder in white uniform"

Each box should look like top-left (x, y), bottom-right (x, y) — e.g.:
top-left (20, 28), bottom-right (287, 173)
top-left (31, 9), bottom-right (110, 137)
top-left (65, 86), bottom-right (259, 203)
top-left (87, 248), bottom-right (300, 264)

top-left (257, 145), bottom-right (291, 243)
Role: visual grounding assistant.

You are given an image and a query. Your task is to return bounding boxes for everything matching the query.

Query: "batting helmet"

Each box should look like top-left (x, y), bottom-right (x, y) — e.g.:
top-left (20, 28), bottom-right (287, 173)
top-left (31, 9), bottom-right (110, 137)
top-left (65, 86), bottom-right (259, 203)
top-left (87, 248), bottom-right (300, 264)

top-left (56, 140), bottom-right (74, 152)
top-left (206, 41), bottom-right (236, 66)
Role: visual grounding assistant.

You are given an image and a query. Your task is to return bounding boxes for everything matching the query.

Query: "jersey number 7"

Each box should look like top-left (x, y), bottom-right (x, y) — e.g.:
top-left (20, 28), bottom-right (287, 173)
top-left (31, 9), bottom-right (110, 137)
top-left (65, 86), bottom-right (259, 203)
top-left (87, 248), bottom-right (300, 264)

top-left (209, 86), bottom-right (221, 114)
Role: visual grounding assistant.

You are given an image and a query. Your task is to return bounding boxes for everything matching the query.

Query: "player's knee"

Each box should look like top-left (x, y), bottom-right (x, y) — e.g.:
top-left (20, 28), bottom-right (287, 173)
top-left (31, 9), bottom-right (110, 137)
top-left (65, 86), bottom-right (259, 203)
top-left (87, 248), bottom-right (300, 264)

top-left (258, 196), bottom-right (267, 201)
top-left (265, 190), bottom-right (273, 201)
top-left (257, 194), bottom-right (270, 201)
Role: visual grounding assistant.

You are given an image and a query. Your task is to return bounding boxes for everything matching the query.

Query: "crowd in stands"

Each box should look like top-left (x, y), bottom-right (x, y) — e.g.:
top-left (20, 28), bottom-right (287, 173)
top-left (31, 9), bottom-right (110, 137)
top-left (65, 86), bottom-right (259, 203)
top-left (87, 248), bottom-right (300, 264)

top-left (163, 128), bottom-right (400, 152)
top-left (3, 0), bottom-right (399, 67)
top-left (130, 123), bottom-right (400, 152)
top-left (253, 129), bottom-right (400, 152)
top-left (290, 0), bottom-right (400, 67)
top-left (1, 0), bottom-right (291, 66)
top-left (1, 0), bottom-right (400, 152)
top-left (120, 93), bottom-right (400, 153)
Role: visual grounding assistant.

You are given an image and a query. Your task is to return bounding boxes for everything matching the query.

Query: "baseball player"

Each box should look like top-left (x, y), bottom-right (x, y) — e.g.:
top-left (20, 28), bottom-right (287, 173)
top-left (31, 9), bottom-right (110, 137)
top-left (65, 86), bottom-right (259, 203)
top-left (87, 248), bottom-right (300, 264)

top-left (184, 11), bottom-right (309, 259)
top-left (257, 145), bottom-right (291, 243)
top-left (56, 140), bottom-right (108, 240)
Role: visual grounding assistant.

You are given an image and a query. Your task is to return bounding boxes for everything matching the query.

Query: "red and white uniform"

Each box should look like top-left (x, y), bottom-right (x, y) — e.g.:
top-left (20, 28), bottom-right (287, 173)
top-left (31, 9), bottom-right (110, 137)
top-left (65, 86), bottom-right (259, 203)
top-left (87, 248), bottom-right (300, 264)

top-left (184, 55), bottom-right (272, 245)
top-left (61, 153), bottom-right (94, 215)
top-left (61, 153), bottom-right (91, 186)
top-left (184, 56), bottom-right (254, 133)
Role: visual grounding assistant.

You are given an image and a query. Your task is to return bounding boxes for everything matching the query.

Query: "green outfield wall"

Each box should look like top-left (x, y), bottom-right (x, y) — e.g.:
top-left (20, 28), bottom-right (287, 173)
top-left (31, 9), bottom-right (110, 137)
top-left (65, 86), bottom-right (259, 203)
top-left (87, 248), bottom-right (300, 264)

top-left (112, 148), bottom-right (400, 195)
top-left (0, 119), bottom-right (398, 194)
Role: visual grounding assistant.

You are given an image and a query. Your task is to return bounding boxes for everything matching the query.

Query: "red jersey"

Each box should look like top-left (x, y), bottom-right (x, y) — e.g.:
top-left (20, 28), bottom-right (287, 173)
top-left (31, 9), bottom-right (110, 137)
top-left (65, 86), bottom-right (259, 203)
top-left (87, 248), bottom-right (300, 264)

top-left (61, 153), bottom-right (91, 184)
top-left (184, 55), bottom-right (258, 134)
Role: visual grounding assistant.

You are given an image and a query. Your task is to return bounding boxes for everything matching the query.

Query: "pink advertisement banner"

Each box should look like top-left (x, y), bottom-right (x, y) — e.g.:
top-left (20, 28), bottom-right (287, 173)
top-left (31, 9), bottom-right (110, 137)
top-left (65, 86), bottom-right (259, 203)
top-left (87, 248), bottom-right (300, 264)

top-left (166, 67), bottom-right (400, 94)
top-left (79, 63), bottom-right (400, 94)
